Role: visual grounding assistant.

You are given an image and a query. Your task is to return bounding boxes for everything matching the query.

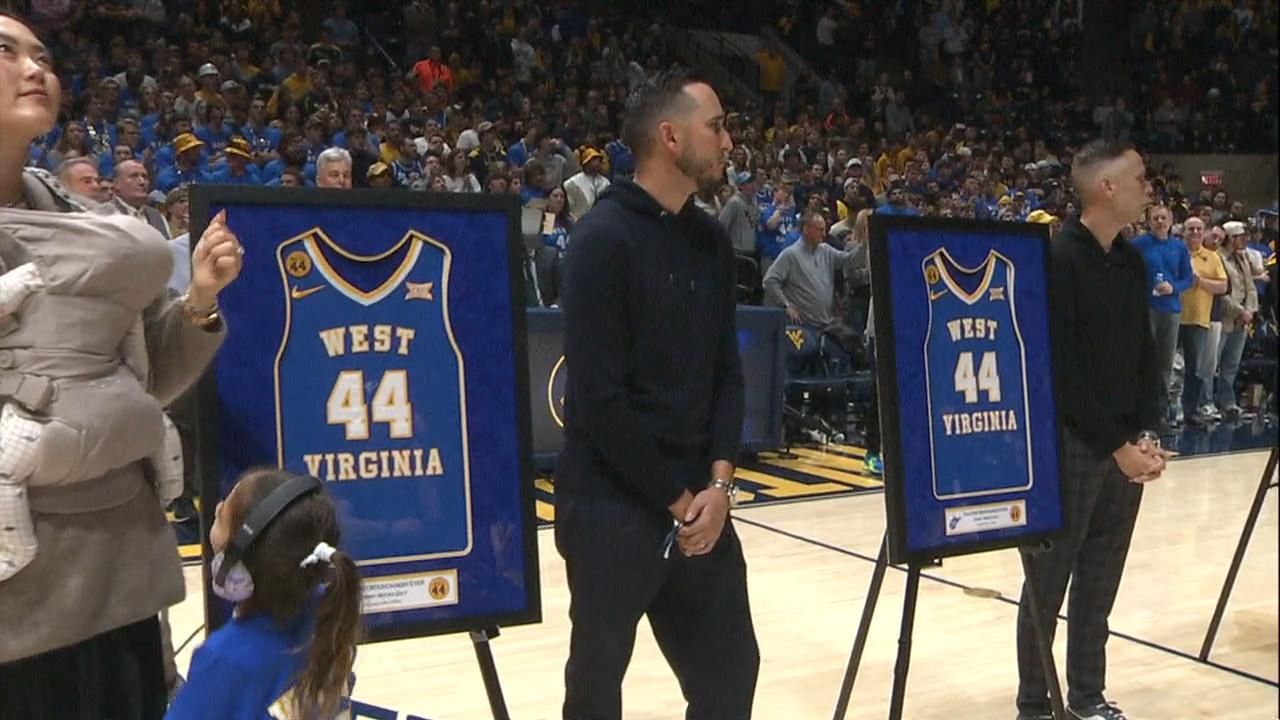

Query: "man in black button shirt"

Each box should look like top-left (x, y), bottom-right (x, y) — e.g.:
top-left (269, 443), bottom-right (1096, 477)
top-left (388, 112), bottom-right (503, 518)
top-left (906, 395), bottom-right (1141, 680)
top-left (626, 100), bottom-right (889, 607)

top-left (555, 68), bottom-right (758, 719)
top-left (1015, 140), bottom-right (1170, 720)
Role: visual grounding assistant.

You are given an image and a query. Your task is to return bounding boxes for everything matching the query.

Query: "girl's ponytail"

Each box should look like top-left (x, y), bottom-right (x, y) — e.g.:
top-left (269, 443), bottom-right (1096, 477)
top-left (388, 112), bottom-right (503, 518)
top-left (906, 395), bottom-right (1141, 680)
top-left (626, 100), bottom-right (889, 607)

top-left (294, 550), bottom-right (362, 719)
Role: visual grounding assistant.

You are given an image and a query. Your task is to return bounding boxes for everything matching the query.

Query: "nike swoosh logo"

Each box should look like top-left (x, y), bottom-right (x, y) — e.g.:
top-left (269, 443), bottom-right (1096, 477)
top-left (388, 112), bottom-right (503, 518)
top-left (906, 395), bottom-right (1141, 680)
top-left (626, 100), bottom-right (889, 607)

top-left (291, 285), bottom-right (325, 300)
top-left (930, 290), bottom-right (947, 301)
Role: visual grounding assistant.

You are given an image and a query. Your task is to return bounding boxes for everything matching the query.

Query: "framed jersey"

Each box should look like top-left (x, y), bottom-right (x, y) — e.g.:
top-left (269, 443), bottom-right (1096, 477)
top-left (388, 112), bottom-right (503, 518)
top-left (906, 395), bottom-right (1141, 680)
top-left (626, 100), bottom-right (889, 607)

top-left (191, 186), bottom-right (539, 643)
top-left (869, 215), bottom-right (1064, 565)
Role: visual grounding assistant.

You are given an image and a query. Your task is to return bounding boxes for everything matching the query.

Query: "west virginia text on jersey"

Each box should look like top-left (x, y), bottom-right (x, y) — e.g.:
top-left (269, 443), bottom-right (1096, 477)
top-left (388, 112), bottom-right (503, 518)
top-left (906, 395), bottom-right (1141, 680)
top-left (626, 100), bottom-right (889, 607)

top-left (922, 248), bottom-right (1033, 500)
top-left (274, 228), bottom-right (473, 565)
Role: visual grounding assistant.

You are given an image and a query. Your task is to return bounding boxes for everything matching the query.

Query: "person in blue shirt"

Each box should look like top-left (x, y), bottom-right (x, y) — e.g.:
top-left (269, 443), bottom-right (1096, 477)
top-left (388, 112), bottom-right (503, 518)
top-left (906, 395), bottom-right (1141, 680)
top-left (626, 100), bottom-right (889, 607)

top-left (1130, 204), bottom-right (1195, 427)
top-left (166, 469), bottom-right (361, 720)
top-left (541, 186), bottom-right (574, 256)
top-left (974, 177), bottom-right (1002, 220)
top-left (241, 98), bottom-right (283, 160)
top-left (262, 135), bottom-right (317, 186)
top-left (605, 136), bottom-right (635, 181)
top-left (194, 100), bottom-right (234, 156)
top-left (507, 124), bottom-right (538, 168)
top-left (207, 137), bottom-right (263, 186)
top-left (875, 180), bottom-right (920, 216)
top-left (757, 183), bottom-right (800, 269)
top-left (155, 133), bottom-right (210, 193)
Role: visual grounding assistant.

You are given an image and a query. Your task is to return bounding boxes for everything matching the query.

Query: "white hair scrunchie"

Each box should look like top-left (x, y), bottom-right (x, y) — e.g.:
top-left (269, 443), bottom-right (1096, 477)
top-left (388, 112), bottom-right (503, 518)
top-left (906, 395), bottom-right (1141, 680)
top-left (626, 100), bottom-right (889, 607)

top-left (299, 541), bottom-right (338, 569)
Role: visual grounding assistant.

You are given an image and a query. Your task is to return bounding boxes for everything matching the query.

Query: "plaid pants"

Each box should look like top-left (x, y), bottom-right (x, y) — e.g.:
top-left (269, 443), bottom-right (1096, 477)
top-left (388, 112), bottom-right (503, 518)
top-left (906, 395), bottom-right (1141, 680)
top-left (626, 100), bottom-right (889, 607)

top-left (1016, 428), bottom-right (1143, 711)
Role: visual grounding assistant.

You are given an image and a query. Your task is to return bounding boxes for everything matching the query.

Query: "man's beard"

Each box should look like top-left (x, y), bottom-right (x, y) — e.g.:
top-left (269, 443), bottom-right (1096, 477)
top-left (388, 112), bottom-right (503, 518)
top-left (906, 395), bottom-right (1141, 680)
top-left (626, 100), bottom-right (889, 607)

top-left (676, 148), bottom-right (723, 195)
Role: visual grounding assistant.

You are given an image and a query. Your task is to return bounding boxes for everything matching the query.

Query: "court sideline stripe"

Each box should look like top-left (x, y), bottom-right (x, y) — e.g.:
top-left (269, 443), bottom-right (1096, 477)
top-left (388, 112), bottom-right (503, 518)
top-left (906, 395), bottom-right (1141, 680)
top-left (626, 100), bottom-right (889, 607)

top-left (731, 515), bottom-right (1280, 690)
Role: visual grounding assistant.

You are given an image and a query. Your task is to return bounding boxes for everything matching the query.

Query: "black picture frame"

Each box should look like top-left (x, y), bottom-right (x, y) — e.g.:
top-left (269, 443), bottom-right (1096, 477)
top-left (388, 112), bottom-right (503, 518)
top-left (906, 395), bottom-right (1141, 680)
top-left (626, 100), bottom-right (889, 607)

top-left (190, 185), bottom-right (541, 643)
top-left (869, 213), bottom-right (1065, 566)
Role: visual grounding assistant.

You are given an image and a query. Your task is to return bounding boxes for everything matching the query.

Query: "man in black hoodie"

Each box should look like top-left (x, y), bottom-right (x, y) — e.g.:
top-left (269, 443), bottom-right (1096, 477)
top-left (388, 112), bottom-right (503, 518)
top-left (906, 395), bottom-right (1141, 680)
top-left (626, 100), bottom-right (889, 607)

top-left (555, 68), bottom-right (759, 719)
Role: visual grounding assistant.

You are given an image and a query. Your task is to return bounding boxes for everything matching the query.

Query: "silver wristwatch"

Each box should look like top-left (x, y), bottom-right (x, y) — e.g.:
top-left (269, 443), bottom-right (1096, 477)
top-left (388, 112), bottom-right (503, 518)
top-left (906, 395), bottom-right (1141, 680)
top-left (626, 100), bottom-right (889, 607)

top-left (709, 477), bottom-right (739, 506)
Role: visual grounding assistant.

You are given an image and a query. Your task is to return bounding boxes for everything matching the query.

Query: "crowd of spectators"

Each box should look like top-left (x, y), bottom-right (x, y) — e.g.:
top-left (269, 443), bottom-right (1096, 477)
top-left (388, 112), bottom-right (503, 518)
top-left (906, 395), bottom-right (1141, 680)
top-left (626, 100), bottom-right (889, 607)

top-left (19, 2), bottom-right (1274, 232)
top-left (776, 0), bottom-right (1278, 154)
top-left (15, 1), bottom-right (1278, 362)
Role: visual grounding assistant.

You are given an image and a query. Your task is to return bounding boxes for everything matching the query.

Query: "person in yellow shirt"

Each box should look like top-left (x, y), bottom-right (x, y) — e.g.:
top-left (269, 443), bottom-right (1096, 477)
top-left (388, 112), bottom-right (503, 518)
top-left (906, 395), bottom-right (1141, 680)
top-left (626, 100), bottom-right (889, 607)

top-left (378, 122), bottom-right (405, 165)
top-left (267, 56), bottom-right (311, 117)
top-left (895, 144), bottom-right (916, 172)
top-left (754, 45), bottom-right (786, 108)
top-left (1177, 217), bottom-right (1229, 424)
top-left (874, 145), bottom-right (896, 182)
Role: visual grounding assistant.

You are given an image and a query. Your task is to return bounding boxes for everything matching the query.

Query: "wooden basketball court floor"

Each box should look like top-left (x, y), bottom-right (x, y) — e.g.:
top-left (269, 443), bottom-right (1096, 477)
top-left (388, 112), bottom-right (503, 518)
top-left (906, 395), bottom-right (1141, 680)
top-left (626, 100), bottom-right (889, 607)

top-left (166, 449), bottom-right (1278, 719)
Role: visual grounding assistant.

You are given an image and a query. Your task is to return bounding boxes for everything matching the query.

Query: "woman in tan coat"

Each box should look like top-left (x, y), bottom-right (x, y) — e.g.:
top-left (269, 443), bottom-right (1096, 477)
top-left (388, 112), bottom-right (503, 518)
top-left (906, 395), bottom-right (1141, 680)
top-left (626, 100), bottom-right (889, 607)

top-left (0, 14), bottom-right (243, 719)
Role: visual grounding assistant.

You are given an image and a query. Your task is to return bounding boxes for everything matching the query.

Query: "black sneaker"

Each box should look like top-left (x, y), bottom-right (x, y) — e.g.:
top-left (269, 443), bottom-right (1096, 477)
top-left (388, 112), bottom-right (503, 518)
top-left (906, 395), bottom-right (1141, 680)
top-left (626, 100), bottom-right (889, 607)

top-left (1016, 712), bottom-right (1053, 720)
top-left (1068, 700), bottom-right (1128, 719)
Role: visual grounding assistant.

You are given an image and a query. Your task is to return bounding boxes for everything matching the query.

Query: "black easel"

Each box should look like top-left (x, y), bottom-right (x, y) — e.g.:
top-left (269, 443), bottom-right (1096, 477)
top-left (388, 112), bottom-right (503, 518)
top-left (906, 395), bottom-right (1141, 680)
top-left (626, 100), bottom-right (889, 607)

top-left (832, 534), bottom-right (1067, 720)
top-left (469, 627), bottom-right (512, 720)
top-left (1199, 445), bottom-right (1278, 660)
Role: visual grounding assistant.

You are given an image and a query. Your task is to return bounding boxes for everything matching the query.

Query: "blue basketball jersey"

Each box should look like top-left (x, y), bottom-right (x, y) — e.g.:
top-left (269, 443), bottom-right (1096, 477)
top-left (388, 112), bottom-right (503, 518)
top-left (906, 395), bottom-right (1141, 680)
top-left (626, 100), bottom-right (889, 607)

top-left (922, 249), bottom-right (1033, 499)
top-left (274, 229), bottom-right (472, 564)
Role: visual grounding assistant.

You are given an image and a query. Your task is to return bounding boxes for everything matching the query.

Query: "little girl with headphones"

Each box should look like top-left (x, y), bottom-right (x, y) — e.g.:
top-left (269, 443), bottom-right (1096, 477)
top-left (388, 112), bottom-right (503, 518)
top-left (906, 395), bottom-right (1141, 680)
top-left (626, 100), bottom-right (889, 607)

top-left (166, 468), bottom-right (362, 720)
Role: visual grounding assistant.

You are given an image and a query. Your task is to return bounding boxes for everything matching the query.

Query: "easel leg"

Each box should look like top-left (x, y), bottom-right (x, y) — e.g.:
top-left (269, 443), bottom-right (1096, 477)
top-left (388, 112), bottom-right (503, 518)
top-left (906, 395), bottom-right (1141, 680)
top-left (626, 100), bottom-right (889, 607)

top-left (886, 563), bottom-right (922, 720)
top-left (469, 627), bottom-right (511, 720)
top-left (832, 535), bottom-right (890, 720)
top-left (1200, 446), bottom-right (1279, 660)
top-left (1021, 549), bottom-right (1068, 720)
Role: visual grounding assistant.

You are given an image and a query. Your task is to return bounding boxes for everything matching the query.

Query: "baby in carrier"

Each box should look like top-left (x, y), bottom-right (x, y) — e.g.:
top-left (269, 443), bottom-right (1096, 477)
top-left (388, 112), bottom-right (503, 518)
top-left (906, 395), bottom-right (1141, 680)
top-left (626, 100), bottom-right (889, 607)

top-left (0, 170), bottom-right (184, 581)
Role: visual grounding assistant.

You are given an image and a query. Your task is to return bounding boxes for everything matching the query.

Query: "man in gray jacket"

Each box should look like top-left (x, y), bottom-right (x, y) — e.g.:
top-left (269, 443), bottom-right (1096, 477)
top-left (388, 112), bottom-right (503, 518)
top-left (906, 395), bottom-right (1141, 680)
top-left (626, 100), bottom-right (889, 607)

top-left (762, 210), bottom-right (859, 372)
top-left (112, 160), bottom-right (170, 239)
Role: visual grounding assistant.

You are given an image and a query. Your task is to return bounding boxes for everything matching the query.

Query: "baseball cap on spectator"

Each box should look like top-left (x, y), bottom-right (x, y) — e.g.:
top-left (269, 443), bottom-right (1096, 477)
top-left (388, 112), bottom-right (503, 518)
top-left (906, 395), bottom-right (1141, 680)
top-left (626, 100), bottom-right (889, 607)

top-left (477, 121), bottom-right (495, 133)
top-left (735, 171), bottom-right (755, 186)
top-left (367, 162), bottom-right (391, 179)
top-left (581, 148), bottom-right (606, 165)
top-left (226, 136), bottom-right (252, 159)
top-left (846, 157), bottom-right (863, 168)
top-left (843, 177), bottom-right (861, 191)
top-left (1026, 209), bottom-right (1057, 224)
top-left (197, 63), bottom-right (219, 79)
top-left (1223, 221), bottom-right (1246, 236)
top-left (172, 133), bottom-right (205, 154)
top-left (221, 80), bottom-right (241, 93)
top-left (307, 46), bottom-right (336, 68)
top-left (165, 186), bottom-right (189, 208)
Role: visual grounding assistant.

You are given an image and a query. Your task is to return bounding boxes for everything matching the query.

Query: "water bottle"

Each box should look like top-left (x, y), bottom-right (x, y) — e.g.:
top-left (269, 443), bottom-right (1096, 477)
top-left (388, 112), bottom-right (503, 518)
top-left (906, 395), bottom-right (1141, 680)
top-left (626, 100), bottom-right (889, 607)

top-left (1153, 271), bottom-right (1164, 296)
